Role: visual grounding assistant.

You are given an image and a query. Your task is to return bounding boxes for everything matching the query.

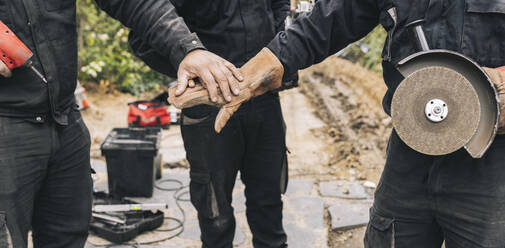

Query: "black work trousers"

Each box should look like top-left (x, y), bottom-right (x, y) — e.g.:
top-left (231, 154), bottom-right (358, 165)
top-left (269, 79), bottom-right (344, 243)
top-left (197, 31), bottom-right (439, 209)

top-left (364, 130), bottom-right (505, 248)
top-left (181, 93), bottom-right (288, 248)
top-left (0, 110), bottom-right (92, 248)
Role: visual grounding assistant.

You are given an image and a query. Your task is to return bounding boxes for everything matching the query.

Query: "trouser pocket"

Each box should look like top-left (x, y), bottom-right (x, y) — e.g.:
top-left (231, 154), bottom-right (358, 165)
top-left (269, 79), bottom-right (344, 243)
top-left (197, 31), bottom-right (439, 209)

top-left (0, 212), bottom-right (13, 248)
top-left (280, 149), bottom-right (289, 194)
top-left (189, 172), bottom-right (220, 219)
top-left (364, 208), bottom-right (395, 248)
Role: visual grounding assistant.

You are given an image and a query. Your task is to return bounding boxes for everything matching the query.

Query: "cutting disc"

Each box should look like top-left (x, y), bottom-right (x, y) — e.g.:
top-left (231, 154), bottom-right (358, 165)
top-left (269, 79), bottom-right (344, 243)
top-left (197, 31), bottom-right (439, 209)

top-left (391, 66), bottom-right (481, 156)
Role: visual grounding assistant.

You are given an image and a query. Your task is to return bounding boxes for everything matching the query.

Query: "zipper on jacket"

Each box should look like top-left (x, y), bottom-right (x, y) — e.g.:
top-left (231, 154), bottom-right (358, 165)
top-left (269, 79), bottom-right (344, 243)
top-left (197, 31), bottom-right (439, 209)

top-left (385, 7), bottom-right (398, 62)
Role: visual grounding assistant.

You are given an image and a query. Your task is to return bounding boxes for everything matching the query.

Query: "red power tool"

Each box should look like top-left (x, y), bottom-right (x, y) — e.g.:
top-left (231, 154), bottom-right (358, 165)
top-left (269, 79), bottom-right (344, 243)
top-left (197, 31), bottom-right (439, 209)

top-left (0, 20), bottom-right (47, 83)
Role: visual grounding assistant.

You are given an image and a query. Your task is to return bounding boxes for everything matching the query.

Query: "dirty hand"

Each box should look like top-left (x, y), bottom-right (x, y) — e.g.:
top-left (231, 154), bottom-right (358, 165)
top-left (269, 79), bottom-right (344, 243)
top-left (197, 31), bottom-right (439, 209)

top-left (168, 48), bottom-right (284, 132)
top-left (0, 61), bottom-right (11, 78)
top-left (483, 67), bottom-right (505, 134)
top-left (176, 49), bottom-right (243, 103)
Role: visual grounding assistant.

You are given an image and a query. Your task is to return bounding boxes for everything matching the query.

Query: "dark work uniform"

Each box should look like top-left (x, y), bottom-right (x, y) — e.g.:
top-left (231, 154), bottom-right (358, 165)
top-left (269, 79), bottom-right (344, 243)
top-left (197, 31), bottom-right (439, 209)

top-left (129, 1), bottom-right (290, 247)
top-left (267, 0), bottom-right (505, 247)
top-left (0, 1), bottom-right (205, 247)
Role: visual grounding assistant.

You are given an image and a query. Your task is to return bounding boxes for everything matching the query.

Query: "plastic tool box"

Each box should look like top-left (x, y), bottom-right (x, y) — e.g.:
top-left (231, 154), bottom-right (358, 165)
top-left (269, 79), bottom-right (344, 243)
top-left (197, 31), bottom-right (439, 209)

top-left (101, 128), bottom-right (162, 197)
top-left (90, 192), bottom-right (164, 244)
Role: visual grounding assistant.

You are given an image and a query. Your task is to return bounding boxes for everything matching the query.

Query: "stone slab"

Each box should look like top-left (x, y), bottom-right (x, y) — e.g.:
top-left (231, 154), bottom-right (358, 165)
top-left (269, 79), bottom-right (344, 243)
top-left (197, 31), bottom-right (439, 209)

top-left (179, 218), bottom-right (245, 246)
top-left (232, 190), bottom-right (246, 213)
top-left (328, 202), bottom-right (370, 231)
top-left (285, 179), bottom-right (314, 196)
top-left (320, 181), bottom-right (368, 199)
top-left (159, 128), bottom-right (186, 164)
top-left (286, 196), bottom-right (324, 229)
top-left (284, 222), bottom-right (317, 248)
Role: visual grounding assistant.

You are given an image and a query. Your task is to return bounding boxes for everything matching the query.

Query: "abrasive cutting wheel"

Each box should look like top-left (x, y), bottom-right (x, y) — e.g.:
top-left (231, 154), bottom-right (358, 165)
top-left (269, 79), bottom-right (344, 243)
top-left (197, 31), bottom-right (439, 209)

top-left (391, 50), bottom-right (500, 158)
top-left (391, 66), bottom-right (480, 156)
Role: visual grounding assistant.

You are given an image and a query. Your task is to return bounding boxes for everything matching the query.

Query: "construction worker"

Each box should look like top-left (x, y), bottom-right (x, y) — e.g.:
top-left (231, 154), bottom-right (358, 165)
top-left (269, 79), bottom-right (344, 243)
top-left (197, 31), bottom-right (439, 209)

top-left (0, 1), bottom-right (241, 247)
top-left (210, 0), bottom-right (505, 247)
top-left (129, 1), bottom-right (291, 247)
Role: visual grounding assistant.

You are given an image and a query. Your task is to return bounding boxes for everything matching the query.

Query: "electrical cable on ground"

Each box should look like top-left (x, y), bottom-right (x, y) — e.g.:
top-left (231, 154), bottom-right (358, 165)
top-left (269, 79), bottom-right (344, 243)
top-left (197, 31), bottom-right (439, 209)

top-left (86, 177), bottom-right (190, 247)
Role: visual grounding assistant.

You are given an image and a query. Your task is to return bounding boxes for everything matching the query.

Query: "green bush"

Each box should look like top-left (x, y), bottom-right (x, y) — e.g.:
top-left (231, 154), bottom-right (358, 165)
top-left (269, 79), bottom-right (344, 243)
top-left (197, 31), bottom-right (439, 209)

top-left (343, 26), bottom-right (387, 73)
top-left (77, 0), bottom-right (171, 95)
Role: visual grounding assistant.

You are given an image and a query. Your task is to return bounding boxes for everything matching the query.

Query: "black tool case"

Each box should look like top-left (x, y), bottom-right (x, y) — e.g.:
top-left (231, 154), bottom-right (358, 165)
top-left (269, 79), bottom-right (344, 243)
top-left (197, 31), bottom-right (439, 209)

top-left (101, 128), bottom-right (162, 197)
top-left (90, 192), bottom-right (164, 244)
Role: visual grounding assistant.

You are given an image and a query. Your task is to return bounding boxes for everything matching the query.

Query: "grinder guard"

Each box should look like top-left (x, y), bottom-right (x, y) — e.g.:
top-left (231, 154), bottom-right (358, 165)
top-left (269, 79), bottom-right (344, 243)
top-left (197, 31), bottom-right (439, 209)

top-left (394, 50), bottom-right (500, 158)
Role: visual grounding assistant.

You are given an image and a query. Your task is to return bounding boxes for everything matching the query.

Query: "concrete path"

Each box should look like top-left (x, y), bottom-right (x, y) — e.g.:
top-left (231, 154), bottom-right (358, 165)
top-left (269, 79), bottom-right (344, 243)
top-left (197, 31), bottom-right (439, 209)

top-left (86, 89), bottom-right (375, 248)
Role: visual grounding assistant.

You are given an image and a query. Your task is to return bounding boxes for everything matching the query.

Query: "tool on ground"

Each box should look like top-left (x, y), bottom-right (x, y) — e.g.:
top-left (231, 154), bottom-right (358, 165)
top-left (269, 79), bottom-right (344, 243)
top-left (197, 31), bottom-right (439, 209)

top-left (0, 20), bottom-right (47, 83)
top-left (391, 20), bottom-right (500, 158)
top-left (168, 48), bottom-right (284, 133)
top-left (92, 213), bottom-right (126, 224)
top-left (93, 203), bottom-right (168, 212)
top-left (128, 91), bottom-right (178, 128)
top-left (90, 192), bottom-right (165, 243)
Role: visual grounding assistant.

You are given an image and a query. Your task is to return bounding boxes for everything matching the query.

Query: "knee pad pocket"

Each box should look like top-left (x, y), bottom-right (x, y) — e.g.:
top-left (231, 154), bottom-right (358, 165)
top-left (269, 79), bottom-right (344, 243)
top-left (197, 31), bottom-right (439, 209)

top-left (189, 172), bottom-right (220, 219)
top-left (364, 209), bottom-right (395, 248)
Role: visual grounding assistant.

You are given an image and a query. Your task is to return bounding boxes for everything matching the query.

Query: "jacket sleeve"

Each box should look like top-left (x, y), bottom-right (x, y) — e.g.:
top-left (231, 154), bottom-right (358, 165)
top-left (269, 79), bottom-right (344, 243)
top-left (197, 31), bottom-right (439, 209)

top-left (267, 0), bottom-right (380, 76)
top-left (271, 0), bottom-right (290, 32)
top-left (94, 0), bottom-right (205, 72)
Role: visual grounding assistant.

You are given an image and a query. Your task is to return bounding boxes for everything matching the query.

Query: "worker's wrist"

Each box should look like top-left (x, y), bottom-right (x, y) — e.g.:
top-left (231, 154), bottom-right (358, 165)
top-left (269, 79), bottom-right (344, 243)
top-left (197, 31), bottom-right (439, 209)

top-left (267, 32), bottom-right (293, 81)
top-left (169, 33), bottom-right (206, 70)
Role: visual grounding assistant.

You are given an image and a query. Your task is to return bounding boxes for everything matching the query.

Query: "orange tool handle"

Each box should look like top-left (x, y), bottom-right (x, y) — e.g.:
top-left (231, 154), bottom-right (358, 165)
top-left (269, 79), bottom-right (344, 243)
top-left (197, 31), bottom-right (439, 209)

top-left (0, 21), bottom-right (33, 70)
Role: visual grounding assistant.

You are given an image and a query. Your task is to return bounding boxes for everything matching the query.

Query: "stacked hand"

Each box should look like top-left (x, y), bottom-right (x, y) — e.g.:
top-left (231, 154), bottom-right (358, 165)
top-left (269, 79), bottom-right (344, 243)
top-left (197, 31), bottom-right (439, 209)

top-left (169, 48), bottom-right (284, 132)
top-left (483, 67), bottom-right (505, 134)
top-left (175, 49), bottom-right (243, 103)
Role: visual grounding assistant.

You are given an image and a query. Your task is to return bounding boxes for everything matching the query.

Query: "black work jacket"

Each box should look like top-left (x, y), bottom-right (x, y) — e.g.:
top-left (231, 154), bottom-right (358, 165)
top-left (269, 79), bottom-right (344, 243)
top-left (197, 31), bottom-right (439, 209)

top-left (129, 0), bottom-right (290, 77)
top-left (268, 0), bottom-right (505, 115)
top-left (0, 0), bottom-right (204, 124)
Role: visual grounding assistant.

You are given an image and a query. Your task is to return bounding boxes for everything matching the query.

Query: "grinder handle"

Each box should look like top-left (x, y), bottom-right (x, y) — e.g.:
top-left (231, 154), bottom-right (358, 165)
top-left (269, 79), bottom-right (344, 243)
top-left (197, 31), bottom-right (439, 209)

top-left (0, 21), bottom-right (33, 70)
top-left (405, 19), bottom-right (430, 52)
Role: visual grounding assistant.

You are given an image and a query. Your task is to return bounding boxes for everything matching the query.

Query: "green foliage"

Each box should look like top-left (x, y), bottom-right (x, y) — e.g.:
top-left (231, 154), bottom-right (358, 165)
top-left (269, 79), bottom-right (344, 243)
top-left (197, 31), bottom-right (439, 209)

top-left (77, 0), bottom-right (170, 95)
top-left (346, 26), bottom-right (387, 73)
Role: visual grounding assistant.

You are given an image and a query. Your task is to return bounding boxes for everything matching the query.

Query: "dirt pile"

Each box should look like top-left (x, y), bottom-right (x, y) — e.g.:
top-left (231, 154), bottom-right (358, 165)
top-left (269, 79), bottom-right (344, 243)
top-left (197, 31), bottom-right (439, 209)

top-left (299, 56), bottom-right (392, 183)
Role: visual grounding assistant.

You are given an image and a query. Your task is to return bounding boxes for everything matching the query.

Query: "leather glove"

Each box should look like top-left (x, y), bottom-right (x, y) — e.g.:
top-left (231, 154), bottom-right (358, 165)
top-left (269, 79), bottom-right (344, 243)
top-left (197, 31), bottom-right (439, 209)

top-left (168, 48), bottom-right (284, 132)
top-left (483, 67), bottom-right (505, 134)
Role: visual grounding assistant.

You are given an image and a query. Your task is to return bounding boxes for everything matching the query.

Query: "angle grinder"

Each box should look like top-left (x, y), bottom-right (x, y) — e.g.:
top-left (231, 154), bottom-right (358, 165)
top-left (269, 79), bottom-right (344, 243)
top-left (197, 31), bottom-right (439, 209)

top-left (390, 20), bottom-right (500, 158)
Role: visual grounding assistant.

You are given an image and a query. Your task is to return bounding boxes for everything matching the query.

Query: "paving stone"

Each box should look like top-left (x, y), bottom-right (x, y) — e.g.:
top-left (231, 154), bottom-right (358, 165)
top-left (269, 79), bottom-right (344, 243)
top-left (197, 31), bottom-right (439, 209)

top-left (159, 130), bottom-right (186, 164)
top-left (320, 181), bottom-right (369, 199)
top-left (328, 202), bottom-right (370, 231)
top-left (233, 223), bottom-right (246, 246)
top-left (285, 179), bottom-right (314, 196)
top-left (180, 219), bottom-right (201, 241)
top-left (284, 222), bottom-right (317, 248)
top-left (179, 218), bottom-right (246, 246)
top-left (232, 190), bottom-right (246, 213)
top-left (286, 196), bottom-right (324, 229)
top-left (90, 159), bottom-right (107, 173)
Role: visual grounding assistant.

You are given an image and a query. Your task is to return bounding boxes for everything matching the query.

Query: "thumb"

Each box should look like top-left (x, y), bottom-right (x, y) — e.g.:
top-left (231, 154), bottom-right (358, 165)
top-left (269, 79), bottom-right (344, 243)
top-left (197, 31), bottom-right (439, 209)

top-left (214, 104), bottom-right (241, 133)
top-left (0, 61), bottom-right (11, 78)
top-left (175, 73), bottom-right (190, 96)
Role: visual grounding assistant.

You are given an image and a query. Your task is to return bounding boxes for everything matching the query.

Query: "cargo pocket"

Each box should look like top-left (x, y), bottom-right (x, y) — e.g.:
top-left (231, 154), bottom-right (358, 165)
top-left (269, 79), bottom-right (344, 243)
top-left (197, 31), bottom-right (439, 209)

top-left (189, 172), bottom-right (220, 219)
top-left (280, 148), bottom-right (289, 194)
top-left (364, 209), bottom-right (395, 248)
top-left (463, 0), bottom-right (505, 66)
top-left (0, 212), bottom-right (13, 248)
